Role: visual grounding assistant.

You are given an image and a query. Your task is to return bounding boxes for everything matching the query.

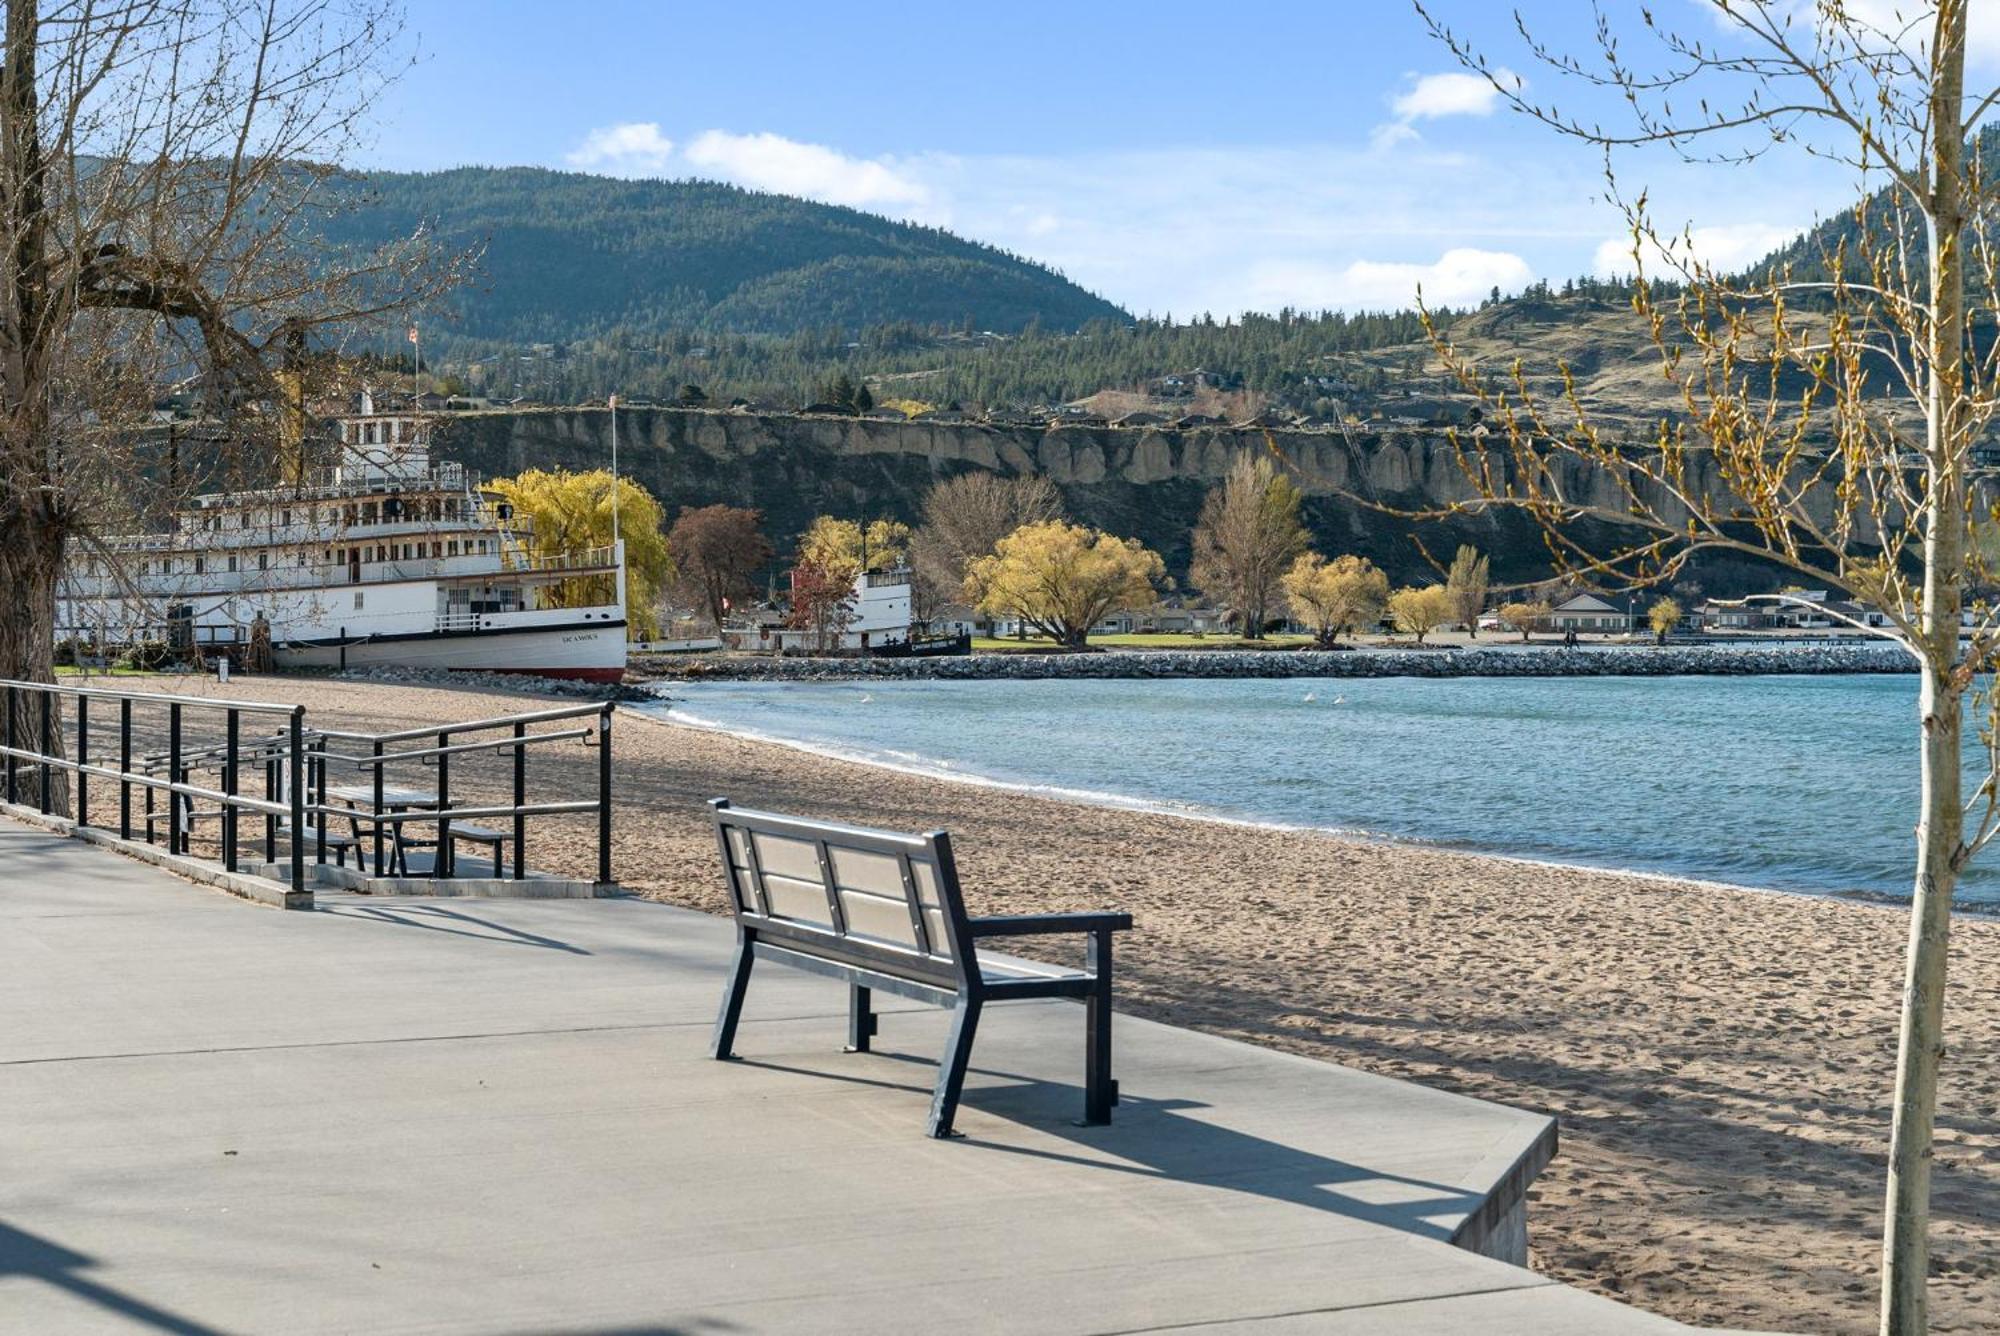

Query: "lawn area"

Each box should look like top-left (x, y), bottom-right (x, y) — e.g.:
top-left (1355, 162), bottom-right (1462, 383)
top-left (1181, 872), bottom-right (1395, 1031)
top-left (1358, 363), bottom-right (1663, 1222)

top-left (54, 665), bottom-right (173, 678)
top-left (968, 632), bottom-right (1315, 652)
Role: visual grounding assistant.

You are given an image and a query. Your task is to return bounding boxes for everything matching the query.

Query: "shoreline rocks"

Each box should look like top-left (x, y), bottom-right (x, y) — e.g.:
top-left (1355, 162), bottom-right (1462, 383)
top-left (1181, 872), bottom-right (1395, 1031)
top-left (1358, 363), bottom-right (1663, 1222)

top-left (634, 642), bottom-right (1916, 683)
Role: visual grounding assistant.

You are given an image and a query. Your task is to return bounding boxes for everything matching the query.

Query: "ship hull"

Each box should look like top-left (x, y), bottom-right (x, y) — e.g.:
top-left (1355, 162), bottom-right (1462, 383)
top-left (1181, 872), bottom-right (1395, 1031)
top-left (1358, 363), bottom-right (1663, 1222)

top-left (276, 619), bottom-right (627, 683)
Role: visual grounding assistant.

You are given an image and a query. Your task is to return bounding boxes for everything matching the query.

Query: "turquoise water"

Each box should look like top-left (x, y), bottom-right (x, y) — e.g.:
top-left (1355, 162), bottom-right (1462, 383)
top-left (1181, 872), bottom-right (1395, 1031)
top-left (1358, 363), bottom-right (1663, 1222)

top-left (640, 674), bottom-right (2000, 907)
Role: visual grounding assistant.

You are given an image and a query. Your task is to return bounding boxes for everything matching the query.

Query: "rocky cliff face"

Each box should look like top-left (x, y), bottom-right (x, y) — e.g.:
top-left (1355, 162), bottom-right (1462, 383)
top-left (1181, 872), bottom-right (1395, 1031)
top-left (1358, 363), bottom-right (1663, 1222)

top-left (427, 406), bottom-right (1746, 586)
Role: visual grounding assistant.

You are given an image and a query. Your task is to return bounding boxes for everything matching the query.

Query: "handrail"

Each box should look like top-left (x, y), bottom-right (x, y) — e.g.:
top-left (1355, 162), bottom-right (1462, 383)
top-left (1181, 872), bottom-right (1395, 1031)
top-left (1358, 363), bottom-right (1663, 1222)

top-left (2, 682), bottom-right (614, 890)
top-left (2, 678), bottom-right (307, 894)
top-left (312, 800), bottom-right (601, 823)
top-left (357, 726), bottom-right (595, 767)
top-left (0, 678), bottom-right (303, 717)
top-left (316, 700), bottom-right (609, 745)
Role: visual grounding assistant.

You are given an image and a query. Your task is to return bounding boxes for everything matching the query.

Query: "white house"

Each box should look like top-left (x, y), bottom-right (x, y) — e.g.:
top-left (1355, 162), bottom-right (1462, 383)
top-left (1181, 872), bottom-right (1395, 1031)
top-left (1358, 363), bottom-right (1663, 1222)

top-left (1548, 593), bottom-right (1632, 632)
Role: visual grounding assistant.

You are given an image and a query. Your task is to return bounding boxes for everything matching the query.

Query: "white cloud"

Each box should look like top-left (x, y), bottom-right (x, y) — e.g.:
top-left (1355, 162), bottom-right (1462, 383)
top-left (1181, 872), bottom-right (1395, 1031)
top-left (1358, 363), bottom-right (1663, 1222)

top-left (1391, 69), bottom-right (1512, 121)
top-left (566, 122), bottom-right (674, 176)
top-left (1312, 245), bottom-right (1528, 308)
top-left (1371, 67), bottom-right (1519, 153)
top-left (1368, 120), bottom-right (1421, 153)
top-left (682, 130), bottom-right (930, 212)
top-left (1591, 222), bottom-right (1797, 278)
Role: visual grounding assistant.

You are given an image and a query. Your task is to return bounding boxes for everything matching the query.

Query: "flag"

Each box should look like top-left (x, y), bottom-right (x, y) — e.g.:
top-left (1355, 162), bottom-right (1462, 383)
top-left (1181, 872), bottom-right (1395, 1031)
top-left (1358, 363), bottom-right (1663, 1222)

top-left (608, 393), bottom-right (618, 410)
top-left (406, 325), bottom-right (419, 344)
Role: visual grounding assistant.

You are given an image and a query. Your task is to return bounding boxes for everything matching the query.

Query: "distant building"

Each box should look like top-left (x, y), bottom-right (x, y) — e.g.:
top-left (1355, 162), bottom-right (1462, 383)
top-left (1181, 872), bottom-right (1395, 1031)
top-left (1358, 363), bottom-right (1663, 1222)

top-left (1548, 593), bottom-right (1632, 632)
top-left (726, 566), bottom-right (915, 655)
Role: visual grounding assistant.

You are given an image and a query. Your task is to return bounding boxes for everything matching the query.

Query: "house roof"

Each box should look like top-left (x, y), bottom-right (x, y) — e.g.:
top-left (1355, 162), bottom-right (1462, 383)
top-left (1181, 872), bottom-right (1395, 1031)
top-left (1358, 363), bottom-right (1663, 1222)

top-left (1552, 593), bottom-right (1622, 613)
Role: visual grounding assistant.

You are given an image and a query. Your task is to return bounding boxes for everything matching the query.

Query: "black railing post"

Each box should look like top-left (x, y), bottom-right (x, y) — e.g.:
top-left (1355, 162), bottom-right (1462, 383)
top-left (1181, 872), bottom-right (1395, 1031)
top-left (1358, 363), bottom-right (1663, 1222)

top-left (167, 702), bottom-right (182, 854)
top-left (38, 690), bottom-right (52, 815)
top-left (597, 704), bottom-right (612, 885)
top-left (119, 697), bottom-right (132, 840)
top-left (4, 682), bottom-right (15, 804)
top-left (512, 720), bottom-right (526, 880)
top-left (435, 729), bottom-right (452, 878)
top-left (222, 708), bottom-right (239, 870)
top-left (288, 710), bottom-right (305, 895)
top-left (370, 737), bottom-right (385, 874)
top-left (263, 743), bottom-right (276, 866)
top-left (75, 694), bottom-right (89, 829)
top-left (313, 737), bottom-right (327, 865)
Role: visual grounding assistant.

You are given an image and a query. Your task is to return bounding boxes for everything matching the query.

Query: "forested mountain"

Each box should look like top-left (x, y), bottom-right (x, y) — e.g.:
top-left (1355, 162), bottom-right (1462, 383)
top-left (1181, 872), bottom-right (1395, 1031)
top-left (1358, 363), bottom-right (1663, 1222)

top-left (317, 167), bottom-right (1127, 342)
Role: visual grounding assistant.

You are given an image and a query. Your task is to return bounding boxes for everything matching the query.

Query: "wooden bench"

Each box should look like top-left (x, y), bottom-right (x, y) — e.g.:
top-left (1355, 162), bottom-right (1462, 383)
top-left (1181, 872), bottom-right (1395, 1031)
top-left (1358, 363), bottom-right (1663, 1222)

top-left (708, 799), bottom-right (1133, 1138)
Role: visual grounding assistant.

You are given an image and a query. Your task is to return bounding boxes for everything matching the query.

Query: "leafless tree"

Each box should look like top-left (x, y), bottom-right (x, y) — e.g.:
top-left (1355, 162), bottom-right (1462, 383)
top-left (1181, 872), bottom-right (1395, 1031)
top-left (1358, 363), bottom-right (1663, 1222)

top-left (667, 504), bottom-right (772, 634)
top-left (1189, 453), bottom-right (1307, 639)
top-left (1, 0), bottom-right (460, 801)
top-left (1413, 3), bottom-right (1991, 1329)
top-left (909, 471), bottom-right (1060, 624)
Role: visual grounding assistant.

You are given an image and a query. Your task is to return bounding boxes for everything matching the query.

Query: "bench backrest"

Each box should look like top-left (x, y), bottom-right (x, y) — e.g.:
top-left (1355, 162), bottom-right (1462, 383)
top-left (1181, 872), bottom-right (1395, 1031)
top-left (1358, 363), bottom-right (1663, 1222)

top-left (710, 799), bottom-right (972, 990)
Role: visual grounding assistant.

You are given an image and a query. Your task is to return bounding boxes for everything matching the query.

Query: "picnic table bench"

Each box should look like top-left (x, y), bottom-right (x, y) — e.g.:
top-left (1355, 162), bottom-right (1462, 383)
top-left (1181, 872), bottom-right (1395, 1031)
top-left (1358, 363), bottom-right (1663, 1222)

top-left (707, 799), bottom-right (1133, 1138)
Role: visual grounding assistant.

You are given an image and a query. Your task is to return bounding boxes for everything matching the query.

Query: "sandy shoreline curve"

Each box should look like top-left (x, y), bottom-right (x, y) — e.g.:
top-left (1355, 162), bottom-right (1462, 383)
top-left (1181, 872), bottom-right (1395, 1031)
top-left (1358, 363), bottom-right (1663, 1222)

top-left (91, 673), bottom-right (2000, 1333)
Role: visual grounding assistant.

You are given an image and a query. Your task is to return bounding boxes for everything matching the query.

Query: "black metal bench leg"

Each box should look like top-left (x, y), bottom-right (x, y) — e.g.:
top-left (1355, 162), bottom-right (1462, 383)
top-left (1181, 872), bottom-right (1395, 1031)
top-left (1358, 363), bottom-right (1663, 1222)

top-left (927, 996), bottom-right (982, 1139)
top-left (710, 937), bottom-right (755, 1060)
top-left (1082, 928), bottom-right (1115, 1125)
top-left (845, 984), bottom-right (876, 1053)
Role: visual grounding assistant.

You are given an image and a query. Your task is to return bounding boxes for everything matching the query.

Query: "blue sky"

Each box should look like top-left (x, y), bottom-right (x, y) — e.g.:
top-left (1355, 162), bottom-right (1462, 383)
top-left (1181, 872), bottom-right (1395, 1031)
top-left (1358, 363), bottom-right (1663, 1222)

top-left (362, 1), bottom-right (1990, 317)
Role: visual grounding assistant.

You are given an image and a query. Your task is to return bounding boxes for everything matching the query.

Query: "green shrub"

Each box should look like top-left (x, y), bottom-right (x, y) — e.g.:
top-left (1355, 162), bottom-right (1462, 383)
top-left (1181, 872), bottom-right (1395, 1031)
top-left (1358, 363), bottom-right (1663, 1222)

top-left (118, 640), bottom-right (170, 672)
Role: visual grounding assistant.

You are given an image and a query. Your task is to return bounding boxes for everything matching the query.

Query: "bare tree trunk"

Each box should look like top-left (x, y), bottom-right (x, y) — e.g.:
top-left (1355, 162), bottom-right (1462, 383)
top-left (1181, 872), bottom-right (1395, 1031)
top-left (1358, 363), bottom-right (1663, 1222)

top-left (1883, 11), bottom-right (1967, 1331)
top-left (0, 515), bottom-right (68, 813)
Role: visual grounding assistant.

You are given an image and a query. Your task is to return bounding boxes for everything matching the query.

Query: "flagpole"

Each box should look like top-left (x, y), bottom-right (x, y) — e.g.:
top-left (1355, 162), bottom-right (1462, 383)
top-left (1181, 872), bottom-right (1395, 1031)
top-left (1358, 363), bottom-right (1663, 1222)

top-left (608, 392), bottom-right (621, 547)
top-left (608, 392), bottom-right (626, 626)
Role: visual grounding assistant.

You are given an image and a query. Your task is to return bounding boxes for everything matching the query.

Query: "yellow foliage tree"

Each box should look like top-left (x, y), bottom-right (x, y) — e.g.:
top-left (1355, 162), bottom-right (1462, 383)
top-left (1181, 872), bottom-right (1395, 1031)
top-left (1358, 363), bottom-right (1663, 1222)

top-left (1495, 600), bottom-right (1552, 643)
top-left (1282, 552), bottom-right (1388, 646)
top-left (968, 521), bottom-right (1163, 649)
top-left (799, 516), bottom-right (912, 578)
top-left (1648, 597), bottom-right (1683, 646)
top-left (489, 468), bottom-right (673, 640)
top-left (1387, 585), bottom-right (1453, 644)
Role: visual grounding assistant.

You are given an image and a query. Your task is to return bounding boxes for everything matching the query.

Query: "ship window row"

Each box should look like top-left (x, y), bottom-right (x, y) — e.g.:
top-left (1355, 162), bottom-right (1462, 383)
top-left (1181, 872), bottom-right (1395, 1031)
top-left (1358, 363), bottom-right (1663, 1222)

top-left (194, 496), bottom-right (469, 532)
top-left (342, 418), bottom-right (419, 446)
top-left (114, 536), bottom-right (494, 578)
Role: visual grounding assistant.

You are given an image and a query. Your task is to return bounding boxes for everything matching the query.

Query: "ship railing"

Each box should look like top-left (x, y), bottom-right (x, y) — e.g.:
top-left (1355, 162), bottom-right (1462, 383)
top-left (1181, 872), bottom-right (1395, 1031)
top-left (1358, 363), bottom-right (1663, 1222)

top-left (500, 544), bottom-right (618, 575)
top-left (0, 678), bottom-right (309, 898)
top-left (303, 701), bottom-right (614, 884)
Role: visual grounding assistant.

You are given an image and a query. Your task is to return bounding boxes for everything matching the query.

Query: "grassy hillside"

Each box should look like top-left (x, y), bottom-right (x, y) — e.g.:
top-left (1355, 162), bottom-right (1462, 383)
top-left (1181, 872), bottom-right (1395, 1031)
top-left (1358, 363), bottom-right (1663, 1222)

top-left (317, 167), bottom-right (1128, 342)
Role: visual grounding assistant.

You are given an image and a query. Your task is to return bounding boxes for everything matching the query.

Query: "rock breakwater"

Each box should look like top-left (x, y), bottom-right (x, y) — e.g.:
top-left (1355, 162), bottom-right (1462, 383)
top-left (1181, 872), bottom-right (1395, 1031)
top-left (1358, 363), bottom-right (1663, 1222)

top-left (637, 642), bottom-right (1914, 683)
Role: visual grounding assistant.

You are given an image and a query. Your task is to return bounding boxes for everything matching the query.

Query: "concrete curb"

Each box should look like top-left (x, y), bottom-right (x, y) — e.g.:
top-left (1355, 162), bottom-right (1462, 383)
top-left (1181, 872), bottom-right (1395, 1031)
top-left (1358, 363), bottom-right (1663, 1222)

top-left (0, 801), bottom-right (311, 909)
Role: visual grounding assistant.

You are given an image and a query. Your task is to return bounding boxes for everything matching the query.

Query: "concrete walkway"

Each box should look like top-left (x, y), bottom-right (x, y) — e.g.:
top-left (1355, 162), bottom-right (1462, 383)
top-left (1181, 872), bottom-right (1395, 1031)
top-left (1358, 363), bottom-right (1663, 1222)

top-left (0, 817), bottom-right (1692, 1334)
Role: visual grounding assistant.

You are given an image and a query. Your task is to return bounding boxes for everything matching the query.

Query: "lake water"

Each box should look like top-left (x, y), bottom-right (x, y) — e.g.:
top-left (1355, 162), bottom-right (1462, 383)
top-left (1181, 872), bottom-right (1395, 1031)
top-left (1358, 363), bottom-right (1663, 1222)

top-left (639, 674), bottom-right (2000, 908)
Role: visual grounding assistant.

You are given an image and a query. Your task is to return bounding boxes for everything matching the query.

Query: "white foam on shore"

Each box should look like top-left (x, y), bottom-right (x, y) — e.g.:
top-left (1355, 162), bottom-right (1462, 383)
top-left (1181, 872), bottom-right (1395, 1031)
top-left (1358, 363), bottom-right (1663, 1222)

top-left (626, 699), bottom-right (1911, 911)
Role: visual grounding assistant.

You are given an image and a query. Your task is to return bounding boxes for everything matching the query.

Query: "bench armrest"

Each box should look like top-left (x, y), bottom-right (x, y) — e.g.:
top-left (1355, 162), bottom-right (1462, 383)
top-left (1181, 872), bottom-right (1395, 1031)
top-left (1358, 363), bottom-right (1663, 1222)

top-left (968, 911), bottom-right (1133, 938)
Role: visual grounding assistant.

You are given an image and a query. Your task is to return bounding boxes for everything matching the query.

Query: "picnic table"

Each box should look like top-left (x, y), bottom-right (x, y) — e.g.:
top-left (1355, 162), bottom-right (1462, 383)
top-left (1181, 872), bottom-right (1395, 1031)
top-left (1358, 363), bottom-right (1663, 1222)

top-left (325, 783), bottom-right (508, 878)
top-left (326, 783), bottom-right (436, 877)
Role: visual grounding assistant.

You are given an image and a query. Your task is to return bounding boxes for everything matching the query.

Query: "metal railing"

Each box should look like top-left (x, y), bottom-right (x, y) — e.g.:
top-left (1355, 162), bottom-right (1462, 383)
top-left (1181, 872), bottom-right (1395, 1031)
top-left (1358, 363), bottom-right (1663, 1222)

top-left (1, 679), bottom-right (307, 894)
top-left (1, 682), bottom-right (615, 895)
top-left (306, 700), bottom-right (614, 884)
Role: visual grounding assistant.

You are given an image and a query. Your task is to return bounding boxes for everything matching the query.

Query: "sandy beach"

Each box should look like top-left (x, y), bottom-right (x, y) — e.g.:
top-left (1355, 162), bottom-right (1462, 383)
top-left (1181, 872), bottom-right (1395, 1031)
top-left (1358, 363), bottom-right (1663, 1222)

top-left (94, 672), bottom-right (2000, 1334)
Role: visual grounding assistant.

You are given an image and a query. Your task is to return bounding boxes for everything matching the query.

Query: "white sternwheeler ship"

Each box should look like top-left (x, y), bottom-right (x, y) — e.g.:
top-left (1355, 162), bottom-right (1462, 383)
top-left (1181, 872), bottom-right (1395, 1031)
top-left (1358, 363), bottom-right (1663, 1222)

top-left (59, 397), bottom-right (629, 682)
